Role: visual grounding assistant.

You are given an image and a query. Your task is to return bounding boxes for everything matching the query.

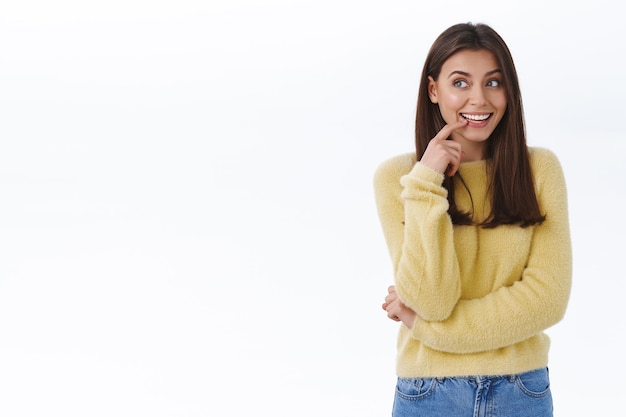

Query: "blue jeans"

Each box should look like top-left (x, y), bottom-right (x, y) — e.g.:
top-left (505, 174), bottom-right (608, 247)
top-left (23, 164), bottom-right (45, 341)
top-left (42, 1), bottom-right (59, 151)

top-left (392, 368), bottom-right (553, 417)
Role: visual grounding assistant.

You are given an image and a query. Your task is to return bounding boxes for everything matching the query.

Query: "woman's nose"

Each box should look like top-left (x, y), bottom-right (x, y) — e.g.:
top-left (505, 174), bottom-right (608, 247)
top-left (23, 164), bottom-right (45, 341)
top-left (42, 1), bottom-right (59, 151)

top-left (469, 86), bottom-right (487, 106)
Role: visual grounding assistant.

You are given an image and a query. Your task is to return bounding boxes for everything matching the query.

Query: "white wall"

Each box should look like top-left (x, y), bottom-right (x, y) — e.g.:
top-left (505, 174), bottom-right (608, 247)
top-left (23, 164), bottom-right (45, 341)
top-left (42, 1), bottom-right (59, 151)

top-left (0, 1), bottom-right (624, 416)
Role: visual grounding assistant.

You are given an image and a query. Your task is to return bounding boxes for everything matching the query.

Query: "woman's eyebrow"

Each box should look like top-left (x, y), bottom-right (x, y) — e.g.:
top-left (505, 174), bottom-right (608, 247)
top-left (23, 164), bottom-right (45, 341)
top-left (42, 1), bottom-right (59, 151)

top-left (448, 70), bottom-right (470, 78)
top-left (447, 69), bottom-right (502, 79)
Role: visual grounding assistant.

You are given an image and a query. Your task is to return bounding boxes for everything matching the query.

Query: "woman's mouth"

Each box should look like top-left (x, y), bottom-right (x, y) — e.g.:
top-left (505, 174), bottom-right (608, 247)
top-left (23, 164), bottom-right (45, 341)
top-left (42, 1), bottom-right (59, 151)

top-left (460, 113), bottom-right (492, 127)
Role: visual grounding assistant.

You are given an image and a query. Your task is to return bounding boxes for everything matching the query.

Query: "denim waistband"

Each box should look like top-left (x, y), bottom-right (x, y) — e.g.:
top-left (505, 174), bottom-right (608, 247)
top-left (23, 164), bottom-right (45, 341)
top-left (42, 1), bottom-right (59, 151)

top-left (417, 367), bottom-right (548, 384)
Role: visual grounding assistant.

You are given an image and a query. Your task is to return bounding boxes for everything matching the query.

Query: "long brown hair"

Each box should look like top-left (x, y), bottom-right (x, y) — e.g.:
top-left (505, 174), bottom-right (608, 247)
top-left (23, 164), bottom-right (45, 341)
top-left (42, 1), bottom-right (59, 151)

top-left (415, 22), bottom-right (545, 227)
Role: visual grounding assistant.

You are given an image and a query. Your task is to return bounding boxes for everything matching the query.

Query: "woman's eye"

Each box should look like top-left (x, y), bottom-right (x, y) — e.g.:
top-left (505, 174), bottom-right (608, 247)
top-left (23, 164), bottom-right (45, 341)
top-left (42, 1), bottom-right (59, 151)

top-left (453, 80), bottom-right (468, 88)
top-left (486, 79), bottom-right (501, 87)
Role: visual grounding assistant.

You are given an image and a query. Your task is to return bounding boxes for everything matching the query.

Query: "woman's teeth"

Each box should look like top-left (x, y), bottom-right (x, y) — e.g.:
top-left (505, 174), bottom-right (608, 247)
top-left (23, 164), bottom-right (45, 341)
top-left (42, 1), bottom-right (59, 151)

top-left (462, 113), bottom-right (491, 121)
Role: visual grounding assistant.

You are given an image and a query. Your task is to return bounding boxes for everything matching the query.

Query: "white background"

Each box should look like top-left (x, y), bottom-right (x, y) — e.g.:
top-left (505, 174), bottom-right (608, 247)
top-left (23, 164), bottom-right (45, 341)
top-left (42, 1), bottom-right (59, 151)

top-left (1, 1), bottom-right (624, 416)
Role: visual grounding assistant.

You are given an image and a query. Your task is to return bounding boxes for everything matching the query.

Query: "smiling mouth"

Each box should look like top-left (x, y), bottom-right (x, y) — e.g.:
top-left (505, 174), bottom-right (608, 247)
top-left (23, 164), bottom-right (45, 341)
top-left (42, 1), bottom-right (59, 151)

top-left (461, 113), bottom-right (492, 121)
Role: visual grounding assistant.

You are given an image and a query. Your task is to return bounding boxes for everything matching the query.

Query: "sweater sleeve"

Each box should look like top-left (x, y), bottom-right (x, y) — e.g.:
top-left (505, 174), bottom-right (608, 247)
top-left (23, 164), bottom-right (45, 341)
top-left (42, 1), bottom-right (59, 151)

top-left (374, 155), bottom-right (462, 321)
top-left (410, 149), bottom-right (573, 354)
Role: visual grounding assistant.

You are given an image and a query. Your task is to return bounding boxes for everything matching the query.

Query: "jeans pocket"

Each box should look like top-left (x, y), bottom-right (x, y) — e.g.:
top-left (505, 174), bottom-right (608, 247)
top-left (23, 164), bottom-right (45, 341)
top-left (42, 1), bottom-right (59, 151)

top-left (514, 367), bottom-right (551, 398)
top-left (395, 377), bottom-right (438, 401)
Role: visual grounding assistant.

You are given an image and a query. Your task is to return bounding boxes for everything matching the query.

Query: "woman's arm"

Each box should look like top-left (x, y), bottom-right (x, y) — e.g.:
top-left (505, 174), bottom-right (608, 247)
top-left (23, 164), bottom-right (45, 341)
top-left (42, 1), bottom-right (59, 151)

top-left (374, 157), bottom-right (461, 321)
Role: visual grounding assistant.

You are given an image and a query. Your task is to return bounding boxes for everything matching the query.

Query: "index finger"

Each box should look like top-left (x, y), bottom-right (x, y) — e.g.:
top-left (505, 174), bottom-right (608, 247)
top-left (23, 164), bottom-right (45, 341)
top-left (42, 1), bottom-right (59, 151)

top-left (433, 119), bottom-right (468, 141)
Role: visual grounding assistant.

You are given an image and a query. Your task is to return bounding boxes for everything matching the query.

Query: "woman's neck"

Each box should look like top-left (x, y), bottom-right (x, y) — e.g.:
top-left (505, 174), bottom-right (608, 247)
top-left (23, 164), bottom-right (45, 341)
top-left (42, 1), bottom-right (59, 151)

top-left (460, 141), bottom-right (487, 162)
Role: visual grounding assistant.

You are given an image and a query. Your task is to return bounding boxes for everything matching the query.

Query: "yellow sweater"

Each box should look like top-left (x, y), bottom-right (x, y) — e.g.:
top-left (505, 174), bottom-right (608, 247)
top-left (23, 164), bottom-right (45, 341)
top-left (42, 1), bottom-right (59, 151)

top-left (373, 147), bottom-right (572, 378)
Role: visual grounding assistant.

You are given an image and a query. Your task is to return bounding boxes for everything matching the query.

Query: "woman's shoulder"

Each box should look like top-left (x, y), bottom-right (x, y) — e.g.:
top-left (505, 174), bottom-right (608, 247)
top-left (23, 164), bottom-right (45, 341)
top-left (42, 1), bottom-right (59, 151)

top-left (528, 147), bottom-right (564, 174)
top-left (528, 147), bottom-right (567, 197)
top-left (373, 152), bottom-right (416, 186)
top-left (373, 152), bottom-right (416, 204)
top-left (528, 146), bottom-right (558, 161)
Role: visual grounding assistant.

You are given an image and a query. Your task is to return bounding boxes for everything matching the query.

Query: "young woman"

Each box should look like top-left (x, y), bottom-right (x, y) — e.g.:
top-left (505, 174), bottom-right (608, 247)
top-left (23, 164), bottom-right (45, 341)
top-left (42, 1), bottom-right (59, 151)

top-left (374, 23), bottom-right (572, 416)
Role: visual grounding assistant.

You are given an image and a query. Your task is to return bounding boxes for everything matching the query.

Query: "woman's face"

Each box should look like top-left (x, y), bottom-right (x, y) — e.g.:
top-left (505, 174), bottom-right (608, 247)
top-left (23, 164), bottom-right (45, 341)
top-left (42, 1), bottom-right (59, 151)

top-left (428, 49), bottom-right (507, 158)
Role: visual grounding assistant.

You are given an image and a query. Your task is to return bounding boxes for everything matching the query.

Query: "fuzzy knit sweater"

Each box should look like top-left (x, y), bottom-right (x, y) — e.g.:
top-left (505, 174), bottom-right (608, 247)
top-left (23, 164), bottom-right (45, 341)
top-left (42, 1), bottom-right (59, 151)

top-left (373, 147), bottom-right (572, 378)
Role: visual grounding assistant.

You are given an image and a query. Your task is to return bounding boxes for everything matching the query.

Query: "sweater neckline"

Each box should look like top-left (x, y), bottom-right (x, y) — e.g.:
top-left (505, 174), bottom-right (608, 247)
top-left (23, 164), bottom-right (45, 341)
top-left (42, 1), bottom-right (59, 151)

top-left (460, 158), bottom-right (488, 167)
top-left (459, 158), bottom-right (488, 172)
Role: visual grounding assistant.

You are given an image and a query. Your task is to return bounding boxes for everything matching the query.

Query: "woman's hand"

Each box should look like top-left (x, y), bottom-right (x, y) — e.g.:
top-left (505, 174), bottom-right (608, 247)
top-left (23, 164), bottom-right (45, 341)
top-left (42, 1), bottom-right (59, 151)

top-left (382, 285), bottom-right (417, 329)
top-left (419, 120), bottom-right (468, 176)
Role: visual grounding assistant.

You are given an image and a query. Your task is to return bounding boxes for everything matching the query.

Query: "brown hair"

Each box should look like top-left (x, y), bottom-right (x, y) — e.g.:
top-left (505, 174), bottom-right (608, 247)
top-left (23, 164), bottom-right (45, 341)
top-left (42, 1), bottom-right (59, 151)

top-left (415, 22), bottom-right (545, 227)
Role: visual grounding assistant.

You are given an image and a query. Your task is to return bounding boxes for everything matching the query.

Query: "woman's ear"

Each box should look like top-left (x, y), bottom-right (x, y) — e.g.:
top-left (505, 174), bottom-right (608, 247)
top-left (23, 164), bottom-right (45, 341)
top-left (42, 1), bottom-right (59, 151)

top-left (428, 76), bottom-right (438, 104)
